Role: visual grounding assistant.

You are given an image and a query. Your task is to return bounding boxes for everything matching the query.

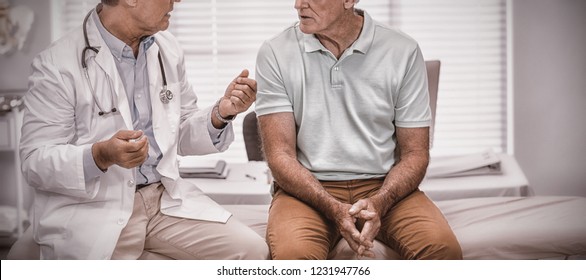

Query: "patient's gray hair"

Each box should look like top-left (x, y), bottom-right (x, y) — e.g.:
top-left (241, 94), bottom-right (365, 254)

top-left (101, 0), bottom-right (118, 6)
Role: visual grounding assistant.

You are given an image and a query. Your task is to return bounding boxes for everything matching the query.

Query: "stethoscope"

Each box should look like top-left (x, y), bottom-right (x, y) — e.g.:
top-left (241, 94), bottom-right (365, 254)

top-left (81, 9), bottom-right (173, 116)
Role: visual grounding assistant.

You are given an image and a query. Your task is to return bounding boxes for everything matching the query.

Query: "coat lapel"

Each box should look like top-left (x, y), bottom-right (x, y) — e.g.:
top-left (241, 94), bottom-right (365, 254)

top-left (87, 14), bottom-right (133, 130)
top-left (146, 42), bottom-right (170, 151)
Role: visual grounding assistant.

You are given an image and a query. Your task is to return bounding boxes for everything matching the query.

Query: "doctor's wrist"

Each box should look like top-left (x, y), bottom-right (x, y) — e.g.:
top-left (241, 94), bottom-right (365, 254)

top-left (91, 142), bottom-right (111, 172)
top-left (215, 99), bottom-right (236, 122)
top-left (211, 98), bottom-right (235, 129)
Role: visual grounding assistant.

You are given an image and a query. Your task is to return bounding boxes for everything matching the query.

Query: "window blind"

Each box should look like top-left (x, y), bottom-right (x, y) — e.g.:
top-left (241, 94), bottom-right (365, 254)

top-left (53, 0), bottom-right (507, 161)
top-left (389, 0), bottom-right (508, 156)
top-left (168, 0), bottom-right (298, 163)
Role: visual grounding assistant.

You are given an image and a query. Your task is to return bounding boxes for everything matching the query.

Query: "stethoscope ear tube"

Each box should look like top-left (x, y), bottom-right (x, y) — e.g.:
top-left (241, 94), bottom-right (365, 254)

top-left (82, 8), bottom-right (117, 116)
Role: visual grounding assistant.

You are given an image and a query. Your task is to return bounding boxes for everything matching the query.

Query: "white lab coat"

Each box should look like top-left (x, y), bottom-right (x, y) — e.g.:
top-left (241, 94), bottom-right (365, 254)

top-left (19, 12), bottom-right (233, 259)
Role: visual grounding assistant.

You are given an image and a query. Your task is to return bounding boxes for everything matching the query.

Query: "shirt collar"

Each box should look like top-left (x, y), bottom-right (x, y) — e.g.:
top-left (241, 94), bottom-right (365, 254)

top-left (91, 9), bottom-right (156, 61)
top-left (302, 9), bottom-right (374, 55)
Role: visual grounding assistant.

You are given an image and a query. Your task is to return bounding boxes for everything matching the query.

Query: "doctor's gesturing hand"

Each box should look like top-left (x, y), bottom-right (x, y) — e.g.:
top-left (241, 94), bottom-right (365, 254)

top-left (212, 69), bottom-right (257, 128)
top-left (91, 130), bottom-right (149, 171)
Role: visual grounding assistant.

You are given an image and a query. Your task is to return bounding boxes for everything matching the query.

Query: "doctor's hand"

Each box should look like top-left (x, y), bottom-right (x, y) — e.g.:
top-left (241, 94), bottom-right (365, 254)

top-left (92, 130), bottom-right (149, 171)
top-left (214, 69), bottom-right (257, 125)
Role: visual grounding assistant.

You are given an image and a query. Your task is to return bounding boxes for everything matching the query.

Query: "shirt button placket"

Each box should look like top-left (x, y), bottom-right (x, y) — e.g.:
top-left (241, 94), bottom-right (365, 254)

top-left (331, 65), bottom-right (342, 88)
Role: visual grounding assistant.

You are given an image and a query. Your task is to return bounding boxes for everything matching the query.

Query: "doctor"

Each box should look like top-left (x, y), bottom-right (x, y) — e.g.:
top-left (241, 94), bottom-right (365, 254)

top-left (19, 0), bottom-right (268, 260)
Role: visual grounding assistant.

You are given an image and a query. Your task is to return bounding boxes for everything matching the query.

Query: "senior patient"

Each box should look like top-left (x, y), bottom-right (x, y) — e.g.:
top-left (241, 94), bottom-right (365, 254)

top-left (255, 0), bottom-right (462, 259)
top-left (19, 0), bottom-right (268, 259)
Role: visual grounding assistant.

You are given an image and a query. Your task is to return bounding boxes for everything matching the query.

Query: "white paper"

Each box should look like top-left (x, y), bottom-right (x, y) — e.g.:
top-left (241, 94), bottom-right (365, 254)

top-left (426, 149), bottom-right (502, 178)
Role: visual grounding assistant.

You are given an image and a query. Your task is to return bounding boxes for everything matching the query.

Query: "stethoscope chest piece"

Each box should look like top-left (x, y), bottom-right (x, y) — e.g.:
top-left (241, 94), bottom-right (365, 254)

top-left (159, 87), bottom-right (173, 104)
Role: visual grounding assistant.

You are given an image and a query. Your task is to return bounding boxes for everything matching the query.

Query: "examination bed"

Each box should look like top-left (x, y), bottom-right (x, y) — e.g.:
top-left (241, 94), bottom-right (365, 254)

top-left (7, 195), bottom-right (586, 260)
top-left (223, 195), bottom-right (586, 260)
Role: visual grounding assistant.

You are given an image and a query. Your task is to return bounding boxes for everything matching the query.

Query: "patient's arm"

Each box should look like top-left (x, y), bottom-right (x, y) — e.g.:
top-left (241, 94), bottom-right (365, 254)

top-left (350, 126), bottom-right (430, 251)
top-left (258, 112), bottom-right (366, 255)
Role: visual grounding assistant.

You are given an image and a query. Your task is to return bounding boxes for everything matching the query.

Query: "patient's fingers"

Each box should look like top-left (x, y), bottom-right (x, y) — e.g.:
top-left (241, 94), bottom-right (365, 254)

top-left (353, 209), bottom-right (377, 220)
top-left (340, 231), bottom-right (362, 255)
top-left (349, 199), bottom-right (368, 216)
top-left (357, 245), bottom-right (376, 259)
top-left (359, 219), bottom-right (379, 252)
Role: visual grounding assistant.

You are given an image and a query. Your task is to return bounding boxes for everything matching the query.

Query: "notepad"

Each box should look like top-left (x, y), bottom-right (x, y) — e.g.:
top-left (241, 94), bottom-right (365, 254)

top-left (179, 159), bottom-right (229, 179)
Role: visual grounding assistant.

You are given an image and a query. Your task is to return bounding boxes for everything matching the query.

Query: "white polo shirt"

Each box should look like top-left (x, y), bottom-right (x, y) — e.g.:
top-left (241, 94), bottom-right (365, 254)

top-left (255, 11), bottom-right (431, 181)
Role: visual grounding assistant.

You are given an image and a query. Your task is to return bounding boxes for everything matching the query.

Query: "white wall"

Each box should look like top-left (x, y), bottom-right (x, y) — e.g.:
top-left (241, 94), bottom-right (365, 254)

top-left (0, 0), bottom-right (52, 91)
top-left (0, 0), bottom-right (52, 208)
top-left (512, 0), bottom-right (586, 197)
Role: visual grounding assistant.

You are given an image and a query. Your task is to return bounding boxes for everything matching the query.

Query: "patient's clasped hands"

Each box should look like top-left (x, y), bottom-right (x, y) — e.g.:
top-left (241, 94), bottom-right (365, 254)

top-left (335, 198), bottom-right (382, 258)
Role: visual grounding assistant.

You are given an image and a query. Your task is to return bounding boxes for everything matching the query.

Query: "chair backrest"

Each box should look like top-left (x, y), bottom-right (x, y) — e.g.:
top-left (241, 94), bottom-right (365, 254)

top-left (425, 60), bottom-right (441, 147)
top-left (242, 60), bottom-right (441, 161)
top-left (243, 110), bottom-right (264, 161)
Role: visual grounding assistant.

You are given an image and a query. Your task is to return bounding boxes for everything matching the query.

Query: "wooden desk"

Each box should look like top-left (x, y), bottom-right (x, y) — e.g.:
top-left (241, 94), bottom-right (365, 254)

top-left (183, 154), bottom-right (531, 205)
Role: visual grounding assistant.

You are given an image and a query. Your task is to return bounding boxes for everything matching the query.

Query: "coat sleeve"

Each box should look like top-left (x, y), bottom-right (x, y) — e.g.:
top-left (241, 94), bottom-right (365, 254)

top-left (19, 51), bottom-right (98, 199)
top-left (167, 33), bottom-right (234, 156)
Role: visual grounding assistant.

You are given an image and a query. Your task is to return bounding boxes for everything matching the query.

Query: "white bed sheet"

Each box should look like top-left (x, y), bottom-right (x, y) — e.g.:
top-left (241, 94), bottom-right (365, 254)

top-left (223, 196), bottom-right (586, 260)
top-left (440, 196), bottom-right (586, 260)
top-left (8, 196), bottom-right (586, 260)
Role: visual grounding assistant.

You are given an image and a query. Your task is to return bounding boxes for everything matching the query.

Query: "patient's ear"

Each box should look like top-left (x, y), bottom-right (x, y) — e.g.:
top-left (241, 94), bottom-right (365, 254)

top-left (124, 0), bottom-right (138, 8)
top-left (344, 0), bottom-right (358, 9)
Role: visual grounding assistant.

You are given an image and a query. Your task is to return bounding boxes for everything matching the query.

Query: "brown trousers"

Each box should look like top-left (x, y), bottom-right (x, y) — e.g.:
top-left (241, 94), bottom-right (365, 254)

top-left (266, 179), bottom-right (463, 260)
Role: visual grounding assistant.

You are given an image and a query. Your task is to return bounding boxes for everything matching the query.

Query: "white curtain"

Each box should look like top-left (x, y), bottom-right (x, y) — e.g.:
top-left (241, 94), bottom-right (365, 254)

top-left (53, 0), bottom-right (507, 161)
